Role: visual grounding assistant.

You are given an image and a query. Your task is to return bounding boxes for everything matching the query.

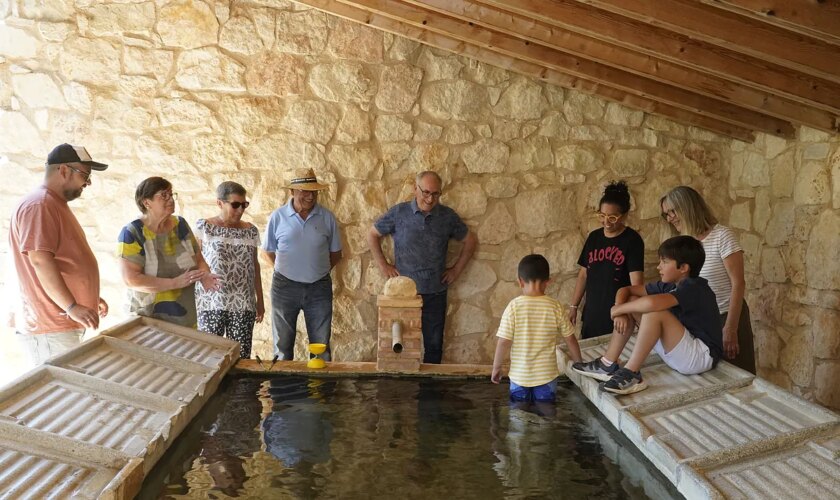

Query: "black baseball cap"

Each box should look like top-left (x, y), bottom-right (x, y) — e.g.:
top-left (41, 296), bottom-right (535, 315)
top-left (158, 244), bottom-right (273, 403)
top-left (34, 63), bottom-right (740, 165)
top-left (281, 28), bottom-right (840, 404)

top-left (46, 143), bottom-right (108, 171)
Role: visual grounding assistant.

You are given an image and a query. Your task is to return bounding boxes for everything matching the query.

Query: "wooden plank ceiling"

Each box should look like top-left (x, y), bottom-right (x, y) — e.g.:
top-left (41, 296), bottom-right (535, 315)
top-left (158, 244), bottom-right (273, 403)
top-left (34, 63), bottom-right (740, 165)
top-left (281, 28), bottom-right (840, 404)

top-left (294, 0), bottom-right (840, 142)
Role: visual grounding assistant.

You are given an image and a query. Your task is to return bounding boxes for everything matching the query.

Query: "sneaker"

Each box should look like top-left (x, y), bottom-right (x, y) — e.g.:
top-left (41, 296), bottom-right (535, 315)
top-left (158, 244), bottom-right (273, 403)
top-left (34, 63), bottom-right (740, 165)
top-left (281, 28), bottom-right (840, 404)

top-left (571, 358), bottom-right (619, 382)
top-left (601, 367), bottom-right (648, 395)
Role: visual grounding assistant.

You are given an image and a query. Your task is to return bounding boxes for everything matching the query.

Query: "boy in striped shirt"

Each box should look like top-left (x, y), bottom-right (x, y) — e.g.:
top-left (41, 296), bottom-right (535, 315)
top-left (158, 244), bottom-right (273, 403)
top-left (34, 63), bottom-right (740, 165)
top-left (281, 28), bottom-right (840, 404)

top-left (491, 254), bottom-right (582, 402)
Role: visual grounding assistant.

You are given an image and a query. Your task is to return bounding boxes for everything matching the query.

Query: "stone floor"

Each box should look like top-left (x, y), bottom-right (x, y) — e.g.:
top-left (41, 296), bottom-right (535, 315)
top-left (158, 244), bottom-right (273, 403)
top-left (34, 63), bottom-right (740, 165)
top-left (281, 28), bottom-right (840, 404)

top-left (559, 336), bottom-right (840, 499)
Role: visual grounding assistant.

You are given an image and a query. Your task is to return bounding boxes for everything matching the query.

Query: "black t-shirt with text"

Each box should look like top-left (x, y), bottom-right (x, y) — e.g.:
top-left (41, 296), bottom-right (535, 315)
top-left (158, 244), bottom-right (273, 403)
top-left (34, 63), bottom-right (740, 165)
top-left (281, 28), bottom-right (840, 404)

top-left (577, 227), bottom-right (644, 338)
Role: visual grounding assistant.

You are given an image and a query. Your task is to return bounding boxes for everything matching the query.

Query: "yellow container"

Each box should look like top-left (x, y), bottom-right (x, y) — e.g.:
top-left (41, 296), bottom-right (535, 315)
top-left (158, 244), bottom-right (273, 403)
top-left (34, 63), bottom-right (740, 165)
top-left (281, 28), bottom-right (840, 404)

top-left (308, 343), bottom-right (327, 369)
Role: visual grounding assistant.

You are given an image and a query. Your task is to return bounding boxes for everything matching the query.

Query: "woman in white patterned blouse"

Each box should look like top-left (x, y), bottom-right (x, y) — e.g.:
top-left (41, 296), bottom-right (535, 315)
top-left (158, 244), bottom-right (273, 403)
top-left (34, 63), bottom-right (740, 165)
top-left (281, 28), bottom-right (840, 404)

top-left (195, 181), bottom-right (264, 359)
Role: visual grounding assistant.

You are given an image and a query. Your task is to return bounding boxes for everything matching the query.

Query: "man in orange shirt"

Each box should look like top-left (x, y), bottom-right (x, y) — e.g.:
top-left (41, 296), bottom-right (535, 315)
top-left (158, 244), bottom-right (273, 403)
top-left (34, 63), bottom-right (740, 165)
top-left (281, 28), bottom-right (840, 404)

top-left (9, 144), bottom-right (110, 367)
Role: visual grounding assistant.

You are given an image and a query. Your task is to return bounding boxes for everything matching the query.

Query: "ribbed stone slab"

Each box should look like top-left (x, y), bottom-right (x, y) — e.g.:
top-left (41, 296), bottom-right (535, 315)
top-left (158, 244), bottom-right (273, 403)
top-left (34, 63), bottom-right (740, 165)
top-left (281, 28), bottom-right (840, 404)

top-left (0, 316), bottom-right (239, 499)
top-left (559, 336), bottom-right (840, 499)
top-left (563, 335), bottom-right (755, 429)
top-left (703, 432), bottom-right (840, 499)
top-left (0, 365), bottom-right (184, 473)
top-left (49, 336), bottom-right (215, 402)
top-left (637, 380), bottom-right (838, 461)
top-left (0, 421), bottom-right (143, 499)
top-left (102, 316), bottom-right (238, 370)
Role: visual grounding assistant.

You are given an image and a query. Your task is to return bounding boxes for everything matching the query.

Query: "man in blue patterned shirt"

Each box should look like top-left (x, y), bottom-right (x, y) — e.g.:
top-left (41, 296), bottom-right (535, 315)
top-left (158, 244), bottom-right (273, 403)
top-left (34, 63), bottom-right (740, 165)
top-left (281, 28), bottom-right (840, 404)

top-left (368, 171), bottom-right (477, 364)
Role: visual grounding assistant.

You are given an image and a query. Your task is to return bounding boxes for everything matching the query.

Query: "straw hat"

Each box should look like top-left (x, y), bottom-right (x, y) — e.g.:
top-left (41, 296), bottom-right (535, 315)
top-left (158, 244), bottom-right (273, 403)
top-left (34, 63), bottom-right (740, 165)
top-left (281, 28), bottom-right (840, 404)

top-left (286, 167), bottom-right (329, 191)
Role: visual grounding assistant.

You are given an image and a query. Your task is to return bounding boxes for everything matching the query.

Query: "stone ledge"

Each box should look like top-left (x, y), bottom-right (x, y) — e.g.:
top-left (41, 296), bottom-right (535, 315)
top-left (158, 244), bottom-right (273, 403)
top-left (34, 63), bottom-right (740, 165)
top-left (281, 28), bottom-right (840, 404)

top-left (559, 336), bottom-right (840, 500)
top-left (234, 359), bottom-right (491, 378)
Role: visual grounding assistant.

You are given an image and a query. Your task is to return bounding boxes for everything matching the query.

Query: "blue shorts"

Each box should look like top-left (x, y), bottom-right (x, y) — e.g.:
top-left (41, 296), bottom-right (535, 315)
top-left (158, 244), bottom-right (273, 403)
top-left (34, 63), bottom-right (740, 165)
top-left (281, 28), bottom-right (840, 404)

top-left (509, 379), bottom-right (558, 402)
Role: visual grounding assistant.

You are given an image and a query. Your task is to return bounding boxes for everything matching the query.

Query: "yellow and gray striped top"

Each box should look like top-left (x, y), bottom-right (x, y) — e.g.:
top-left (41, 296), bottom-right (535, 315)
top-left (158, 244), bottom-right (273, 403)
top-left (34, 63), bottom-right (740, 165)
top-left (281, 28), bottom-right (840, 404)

top-left (496, 295), bottom-right (574, 387)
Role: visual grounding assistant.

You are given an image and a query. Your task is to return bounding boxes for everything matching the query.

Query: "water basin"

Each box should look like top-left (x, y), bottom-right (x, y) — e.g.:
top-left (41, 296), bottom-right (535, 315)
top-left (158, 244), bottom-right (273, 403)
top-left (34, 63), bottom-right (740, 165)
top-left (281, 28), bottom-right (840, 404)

top-left (140, 375), bottom-right (679, 499)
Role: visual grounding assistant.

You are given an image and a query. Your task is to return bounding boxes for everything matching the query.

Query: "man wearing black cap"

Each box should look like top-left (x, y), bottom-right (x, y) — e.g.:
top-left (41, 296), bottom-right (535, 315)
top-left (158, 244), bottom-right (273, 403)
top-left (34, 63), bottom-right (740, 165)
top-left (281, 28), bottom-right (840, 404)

top-left (8, 144), bottom-right (110, 367)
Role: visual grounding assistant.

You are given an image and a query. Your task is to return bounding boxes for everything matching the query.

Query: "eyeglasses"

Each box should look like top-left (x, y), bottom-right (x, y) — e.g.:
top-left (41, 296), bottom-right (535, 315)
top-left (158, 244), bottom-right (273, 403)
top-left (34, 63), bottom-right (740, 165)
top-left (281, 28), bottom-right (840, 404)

top-left (156, 190), bottom-right (178, 201)
top-left (223, 200), bottom-right (250, 210)
top-left (660, 209), bottom-right (677, 221)
top-left (65, 165), bottom-right (91, 183)
top-left (595, 212), bottom-right (622, 224)
top-left (417, 185), bottom-right (442, 199)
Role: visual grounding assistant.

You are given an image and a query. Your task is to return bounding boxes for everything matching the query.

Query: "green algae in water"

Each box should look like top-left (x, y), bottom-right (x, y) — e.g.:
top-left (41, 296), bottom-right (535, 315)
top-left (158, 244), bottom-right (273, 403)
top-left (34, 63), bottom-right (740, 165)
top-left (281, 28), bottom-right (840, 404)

top-left (140, 376), bottom-right (679, 499)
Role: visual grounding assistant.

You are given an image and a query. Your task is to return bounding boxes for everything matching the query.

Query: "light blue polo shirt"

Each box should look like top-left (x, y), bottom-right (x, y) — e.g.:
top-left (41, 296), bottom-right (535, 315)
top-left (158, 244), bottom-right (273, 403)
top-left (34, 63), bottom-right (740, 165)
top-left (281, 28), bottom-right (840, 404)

top-left (263, 200), bottom-right (342, 283)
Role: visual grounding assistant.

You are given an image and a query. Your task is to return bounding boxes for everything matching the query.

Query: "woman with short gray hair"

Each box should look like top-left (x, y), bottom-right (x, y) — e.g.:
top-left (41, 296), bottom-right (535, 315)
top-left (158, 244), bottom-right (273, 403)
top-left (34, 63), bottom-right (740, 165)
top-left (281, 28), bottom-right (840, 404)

top-left (194, 181), bottom-right (264, 359)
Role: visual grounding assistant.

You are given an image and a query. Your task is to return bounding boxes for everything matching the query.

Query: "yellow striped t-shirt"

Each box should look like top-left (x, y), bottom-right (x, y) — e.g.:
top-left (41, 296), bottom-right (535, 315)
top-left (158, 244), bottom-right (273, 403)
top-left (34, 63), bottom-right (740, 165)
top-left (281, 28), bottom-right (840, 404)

top-left (496, 295), bottom-right (574, 387)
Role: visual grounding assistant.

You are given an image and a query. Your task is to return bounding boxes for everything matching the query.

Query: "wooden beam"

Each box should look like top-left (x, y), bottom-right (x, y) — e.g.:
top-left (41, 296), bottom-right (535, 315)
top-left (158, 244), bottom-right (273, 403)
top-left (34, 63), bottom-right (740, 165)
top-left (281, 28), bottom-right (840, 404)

top-left (295, 0), bottom-right (757, 141)
top-left (699, 0), bottom-right (840, 44)
top-left (406, 0), bottom-right (838, 132)
top-left (576, 0), bottom-right (840, 84)
top-left (475, 0), bottom-right (840, 114)
top-left (337, 0), bottom-right (793, 136)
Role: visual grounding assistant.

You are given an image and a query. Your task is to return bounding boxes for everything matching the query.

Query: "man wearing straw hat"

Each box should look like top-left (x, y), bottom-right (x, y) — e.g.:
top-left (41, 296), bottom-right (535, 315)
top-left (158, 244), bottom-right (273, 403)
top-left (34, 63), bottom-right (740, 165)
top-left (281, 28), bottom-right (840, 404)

top-left (262, 168), bottom-right (342, 361)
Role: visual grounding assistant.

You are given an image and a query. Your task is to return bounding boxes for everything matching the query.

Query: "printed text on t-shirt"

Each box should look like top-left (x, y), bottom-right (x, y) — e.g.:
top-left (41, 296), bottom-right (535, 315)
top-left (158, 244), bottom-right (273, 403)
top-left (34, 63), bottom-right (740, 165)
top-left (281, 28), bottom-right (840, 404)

top-left (588, 246), bottom-right (625, 266)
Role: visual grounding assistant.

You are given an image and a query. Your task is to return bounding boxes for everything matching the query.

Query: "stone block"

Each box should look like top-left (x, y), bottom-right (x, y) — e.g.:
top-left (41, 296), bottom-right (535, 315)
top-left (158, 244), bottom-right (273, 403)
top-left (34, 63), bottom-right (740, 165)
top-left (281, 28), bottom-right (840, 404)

top-left (794, 161), bottom-right (831, 205)
top-left (377, 298), bottom-right (423, 309)
top-left (443, 181), bottom-right (487, 220)
top-left (309, 62), bottom-right (375, 104)
top-left (375, 64), bottom-right (422, 113)
top-left (477, 202), bottom-right (515, 245)
top-left (514, 187), bottom-right (575, 237)
top-left (377, 358), bottom-right (420, 372)
top-left (158, 0), bottom-right (218, 49)
top-left (492, 77), bottom-right (547, 120)
top-left (420, 80), bottom-right (488, 121)
top-left (462, 138), bottom-right (509, 174)
top-left (806, 210), bottom-right (840, 290)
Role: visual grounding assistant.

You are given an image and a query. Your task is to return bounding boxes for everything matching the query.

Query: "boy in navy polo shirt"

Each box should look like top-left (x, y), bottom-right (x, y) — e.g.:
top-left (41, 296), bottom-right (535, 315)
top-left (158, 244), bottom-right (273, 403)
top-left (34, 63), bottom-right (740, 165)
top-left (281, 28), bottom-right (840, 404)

top-left (572, 236), bottom-right (723, 395)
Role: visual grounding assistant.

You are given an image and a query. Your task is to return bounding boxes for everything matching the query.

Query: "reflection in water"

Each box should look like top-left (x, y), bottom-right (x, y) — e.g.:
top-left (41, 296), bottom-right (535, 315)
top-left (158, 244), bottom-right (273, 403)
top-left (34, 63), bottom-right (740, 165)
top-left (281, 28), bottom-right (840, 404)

top-left (263, 378), bottom-right (334, 467)
top-left (141, 376), bottom-right (679, 499)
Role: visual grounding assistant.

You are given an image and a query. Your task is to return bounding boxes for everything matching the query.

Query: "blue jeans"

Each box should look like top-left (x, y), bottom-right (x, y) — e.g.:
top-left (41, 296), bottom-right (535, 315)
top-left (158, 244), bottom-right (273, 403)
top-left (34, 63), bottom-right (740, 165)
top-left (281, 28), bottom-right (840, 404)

top-left (271, 273), bottom-right (333, 361)
top-left (420, 290), bottom-right (447, 364)
top-left (509, 379), bottom-right (558, 402)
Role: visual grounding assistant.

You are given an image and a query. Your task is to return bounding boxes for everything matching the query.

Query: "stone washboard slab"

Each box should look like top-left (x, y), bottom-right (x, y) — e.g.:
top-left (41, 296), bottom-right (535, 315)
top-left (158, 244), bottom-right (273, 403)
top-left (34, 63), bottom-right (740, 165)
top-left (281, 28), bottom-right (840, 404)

top-left (0, 316), bottom-right (239, 499)
top-left (559, 335), bottom-right (840, 499)
top-left (0, 423), bottom-right (144, 500)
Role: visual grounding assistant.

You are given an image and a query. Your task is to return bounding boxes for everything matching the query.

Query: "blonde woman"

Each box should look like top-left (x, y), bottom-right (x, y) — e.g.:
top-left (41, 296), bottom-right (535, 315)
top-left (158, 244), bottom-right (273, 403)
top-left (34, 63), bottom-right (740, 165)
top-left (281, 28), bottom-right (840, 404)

top-left (660, 186), bottom-right (755, 374)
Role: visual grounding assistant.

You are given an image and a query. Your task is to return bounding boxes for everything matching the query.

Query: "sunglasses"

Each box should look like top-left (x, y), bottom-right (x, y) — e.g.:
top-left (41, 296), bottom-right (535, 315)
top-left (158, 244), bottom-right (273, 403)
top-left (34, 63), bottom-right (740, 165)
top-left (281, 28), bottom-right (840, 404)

top-left (66, 165), bottom-right (92, 182)
top-left (223, 200), bottom-right (250, 209)
top-left (595, 212), bottom-right (622, 224)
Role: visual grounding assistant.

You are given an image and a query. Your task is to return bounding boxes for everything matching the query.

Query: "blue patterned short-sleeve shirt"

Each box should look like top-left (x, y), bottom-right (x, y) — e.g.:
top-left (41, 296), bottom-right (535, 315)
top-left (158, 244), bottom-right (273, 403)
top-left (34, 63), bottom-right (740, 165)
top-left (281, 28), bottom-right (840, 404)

top-left (374, 200), bottom-right (468, 294)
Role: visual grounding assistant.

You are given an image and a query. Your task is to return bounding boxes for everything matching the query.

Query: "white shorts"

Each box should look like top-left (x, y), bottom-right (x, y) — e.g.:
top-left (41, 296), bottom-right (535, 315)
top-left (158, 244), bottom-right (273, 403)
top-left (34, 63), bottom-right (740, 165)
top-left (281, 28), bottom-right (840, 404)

top-left (653, 328), bottom-right (714, 375)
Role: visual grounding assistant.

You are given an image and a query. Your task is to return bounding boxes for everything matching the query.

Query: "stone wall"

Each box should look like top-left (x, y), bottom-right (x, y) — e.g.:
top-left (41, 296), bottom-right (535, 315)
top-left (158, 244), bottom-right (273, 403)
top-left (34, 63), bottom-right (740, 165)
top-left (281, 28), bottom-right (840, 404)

top-left (0, 1), bottom-right (837, 409)
top-left (728, 131), bottom-right (840, 410)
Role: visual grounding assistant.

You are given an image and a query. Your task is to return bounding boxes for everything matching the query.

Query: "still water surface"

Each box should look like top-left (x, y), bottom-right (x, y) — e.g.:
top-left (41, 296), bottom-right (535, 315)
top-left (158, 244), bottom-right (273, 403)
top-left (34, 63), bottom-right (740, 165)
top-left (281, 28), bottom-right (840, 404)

top-left (141, 376), bottom-right (679, 499)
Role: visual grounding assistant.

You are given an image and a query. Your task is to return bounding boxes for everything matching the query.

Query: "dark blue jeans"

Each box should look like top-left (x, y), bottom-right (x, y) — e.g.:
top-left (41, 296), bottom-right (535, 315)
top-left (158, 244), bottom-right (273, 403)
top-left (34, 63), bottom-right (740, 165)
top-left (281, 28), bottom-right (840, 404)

top-left (271, 273), bottom-right (333, 361)
top-left (421, 290), bottom-right (447, 364)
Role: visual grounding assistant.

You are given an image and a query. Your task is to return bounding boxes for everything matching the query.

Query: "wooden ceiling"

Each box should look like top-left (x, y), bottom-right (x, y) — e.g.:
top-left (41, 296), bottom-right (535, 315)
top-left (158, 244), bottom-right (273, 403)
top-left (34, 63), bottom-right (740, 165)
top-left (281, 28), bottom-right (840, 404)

top-left (294, 0), bottom-right (840, 142)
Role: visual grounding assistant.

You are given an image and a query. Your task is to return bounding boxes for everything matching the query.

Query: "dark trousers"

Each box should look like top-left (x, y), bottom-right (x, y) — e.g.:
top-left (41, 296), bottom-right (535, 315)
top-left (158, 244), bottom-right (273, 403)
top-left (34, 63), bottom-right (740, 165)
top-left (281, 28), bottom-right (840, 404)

top-left (420, 290), bottom-right (447, 364)
top-left (198, 309), bottom-right (256, 359)
top-left (271, 273), bottom-right (333, 361)
top-left (721, 299), bottom-right (756, 375)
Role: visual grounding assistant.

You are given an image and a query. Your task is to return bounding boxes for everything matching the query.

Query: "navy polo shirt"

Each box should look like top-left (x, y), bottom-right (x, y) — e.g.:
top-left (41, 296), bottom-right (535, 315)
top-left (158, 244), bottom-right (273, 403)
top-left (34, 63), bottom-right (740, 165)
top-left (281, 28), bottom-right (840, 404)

top-left (263, 200), bottom-right (341, 283)
top-left (645, 277), bottom-right (724, 363)
top-left (374, 200), bottom-right (468, 294)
